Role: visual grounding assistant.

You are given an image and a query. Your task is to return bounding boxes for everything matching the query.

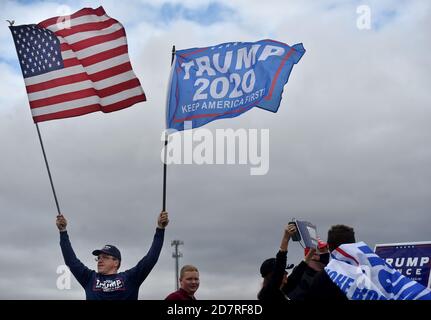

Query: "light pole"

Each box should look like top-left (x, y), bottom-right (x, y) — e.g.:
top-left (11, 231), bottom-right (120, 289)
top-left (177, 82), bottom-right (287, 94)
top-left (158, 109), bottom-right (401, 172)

top-left (171, 240), bottom-right (183, 290)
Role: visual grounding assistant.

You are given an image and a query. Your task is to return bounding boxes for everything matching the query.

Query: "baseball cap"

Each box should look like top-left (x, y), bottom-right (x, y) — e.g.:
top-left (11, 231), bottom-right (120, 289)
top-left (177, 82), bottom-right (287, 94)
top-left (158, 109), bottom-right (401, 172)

top-left (260, 258), bottom-right (294, 277)
top-left (92, 244), bottom-right (121, 260)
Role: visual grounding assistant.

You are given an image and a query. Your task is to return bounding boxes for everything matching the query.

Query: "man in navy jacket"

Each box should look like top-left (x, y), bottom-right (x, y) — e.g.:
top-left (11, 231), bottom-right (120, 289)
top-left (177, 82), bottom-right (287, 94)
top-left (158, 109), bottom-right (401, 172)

top-left (56, 212), bottom-right (168, 300)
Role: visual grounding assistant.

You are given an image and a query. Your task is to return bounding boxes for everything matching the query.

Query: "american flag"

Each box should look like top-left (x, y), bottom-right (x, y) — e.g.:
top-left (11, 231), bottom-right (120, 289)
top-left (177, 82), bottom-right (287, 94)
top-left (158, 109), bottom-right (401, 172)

top-left (9, 6), bottom-right (146, 123)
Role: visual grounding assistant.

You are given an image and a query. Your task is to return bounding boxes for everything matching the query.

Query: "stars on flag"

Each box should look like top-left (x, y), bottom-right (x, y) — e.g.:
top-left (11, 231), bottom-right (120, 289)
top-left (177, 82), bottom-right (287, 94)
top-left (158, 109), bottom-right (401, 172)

top-left (11, 24), bottom-right (63, 78)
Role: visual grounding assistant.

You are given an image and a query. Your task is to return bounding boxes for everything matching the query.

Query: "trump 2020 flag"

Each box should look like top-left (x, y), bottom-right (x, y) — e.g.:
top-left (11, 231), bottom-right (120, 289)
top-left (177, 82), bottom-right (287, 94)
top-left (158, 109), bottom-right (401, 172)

top-left (9, 6), bottom-right (146, 123)
top-left (166, 39), bottom-right (305, 131)
top-left (325, 242), bottom-right (431, 300)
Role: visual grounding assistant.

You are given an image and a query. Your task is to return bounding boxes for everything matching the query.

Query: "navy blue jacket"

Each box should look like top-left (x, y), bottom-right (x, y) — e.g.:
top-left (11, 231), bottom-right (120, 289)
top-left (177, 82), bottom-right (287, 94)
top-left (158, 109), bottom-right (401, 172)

top-left (59, 228), bottom-right (164, 300)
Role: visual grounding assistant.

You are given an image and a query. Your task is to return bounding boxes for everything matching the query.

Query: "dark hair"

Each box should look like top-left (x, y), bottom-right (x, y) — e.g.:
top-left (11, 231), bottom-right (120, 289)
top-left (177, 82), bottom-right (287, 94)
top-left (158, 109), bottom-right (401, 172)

top-left (327, 224), bottom-right (355, 251)
top-left (260, 258), bottom-right (276, 278)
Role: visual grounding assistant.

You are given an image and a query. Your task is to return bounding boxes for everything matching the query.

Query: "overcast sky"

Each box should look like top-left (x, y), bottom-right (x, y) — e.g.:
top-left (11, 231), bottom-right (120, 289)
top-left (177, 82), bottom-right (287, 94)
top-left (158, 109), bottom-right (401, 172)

top-left (0, 0), bottom-right (430, 299)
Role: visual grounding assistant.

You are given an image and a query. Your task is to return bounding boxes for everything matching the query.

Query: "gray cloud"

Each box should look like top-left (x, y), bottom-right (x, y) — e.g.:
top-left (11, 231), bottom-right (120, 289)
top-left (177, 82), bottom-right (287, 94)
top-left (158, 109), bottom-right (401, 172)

top-left (0, 0), bottom-right (430, 299)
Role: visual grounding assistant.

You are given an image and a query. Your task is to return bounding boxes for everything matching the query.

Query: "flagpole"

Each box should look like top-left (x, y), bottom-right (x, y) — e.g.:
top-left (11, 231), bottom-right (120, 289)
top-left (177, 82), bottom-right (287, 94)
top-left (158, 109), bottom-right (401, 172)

top-left (162, 45), bottom-right (176, 212)
top-left (35, 123), bottom-right (61, 215)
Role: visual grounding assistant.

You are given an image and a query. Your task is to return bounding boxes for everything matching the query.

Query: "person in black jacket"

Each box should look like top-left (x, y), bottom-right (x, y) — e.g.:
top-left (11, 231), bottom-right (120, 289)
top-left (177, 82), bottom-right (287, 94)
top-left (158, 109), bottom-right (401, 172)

top-left (257, 223), bottom-right (297, 301)
top-left (284, 240), bottom-right (330, 300)
top-left (304, 224), bottom-right (356, 301)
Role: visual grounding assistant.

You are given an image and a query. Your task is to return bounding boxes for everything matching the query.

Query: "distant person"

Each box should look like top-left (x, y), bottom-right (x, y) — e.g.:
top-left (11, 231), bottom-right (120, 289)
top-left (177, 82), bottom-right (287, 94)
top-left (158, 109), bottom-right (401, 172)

top-left (257, 223), bottom-right (297, 301)
top-left (56, 211), bottom-right (169, 300)
top-left (305, 224), bottom-right (356, 301)
top-left (284, 240), bottom-right (330, 300)
top-left (165, 265), bottom-right (200, 300)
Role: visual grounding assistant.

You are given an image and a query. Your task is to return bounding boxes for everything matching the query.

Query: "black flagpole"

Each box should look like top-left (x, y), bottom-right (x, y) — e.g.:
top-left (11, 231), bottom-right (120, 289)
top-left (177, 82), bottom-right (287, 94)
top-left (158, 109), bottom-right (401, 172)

top-left (162, 45), bottom-right (176, 212)
top-left (35, 123), bottom-right (61, 215)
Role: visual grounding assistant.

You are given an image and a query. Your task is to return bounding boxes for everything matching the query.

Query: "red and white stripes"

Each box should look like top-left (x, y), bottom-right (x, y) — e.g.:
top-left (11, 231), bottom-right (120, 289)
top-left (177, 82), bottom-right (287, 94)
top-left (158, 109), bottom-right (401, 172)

top-left (25, 6), bottom-right (145, 122)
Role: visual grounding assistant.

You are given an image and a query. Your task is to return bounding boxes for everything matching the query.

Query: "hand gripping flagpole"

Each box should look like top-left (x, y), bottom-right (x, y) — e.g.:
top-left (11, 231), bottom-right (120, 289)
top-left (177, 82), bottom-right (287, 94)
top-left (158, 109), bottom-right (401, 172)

top-left (162, 45), bottom-right (176, 212)
top-left (7, 19), bottom-right (61, 215)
